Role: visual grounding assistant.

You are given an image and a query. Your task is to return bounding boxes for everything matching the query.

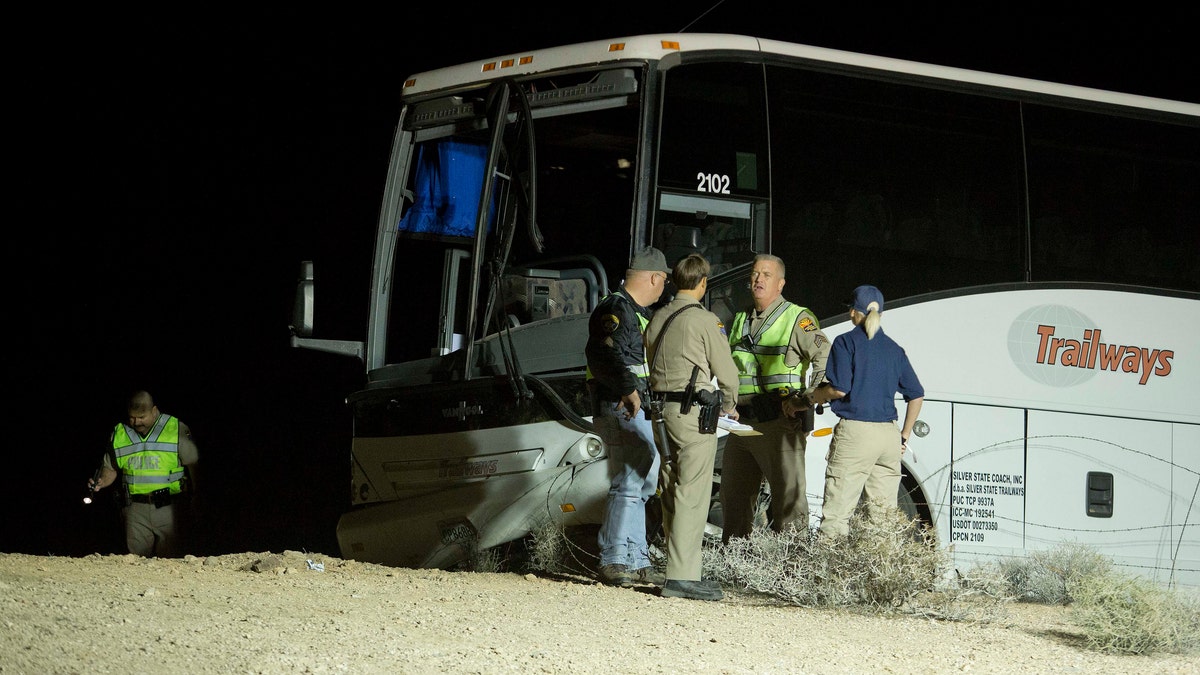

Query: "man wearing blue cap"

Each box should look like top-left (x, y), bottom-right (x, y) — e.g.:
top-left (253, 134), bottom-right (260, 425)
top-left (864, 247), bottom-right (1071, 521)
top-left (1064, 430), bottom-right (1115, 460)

top-left (807, 285), bottom-right (924, 538)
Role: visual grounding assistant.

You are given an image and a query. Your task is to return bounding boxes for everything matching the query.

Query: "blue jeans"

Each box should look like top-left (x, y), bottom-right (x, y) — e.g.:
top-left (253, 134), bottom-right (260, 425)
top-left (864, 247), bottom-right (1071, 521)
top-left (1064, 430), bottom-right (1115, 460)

top-left (594, 401), bottom-right (661, 569)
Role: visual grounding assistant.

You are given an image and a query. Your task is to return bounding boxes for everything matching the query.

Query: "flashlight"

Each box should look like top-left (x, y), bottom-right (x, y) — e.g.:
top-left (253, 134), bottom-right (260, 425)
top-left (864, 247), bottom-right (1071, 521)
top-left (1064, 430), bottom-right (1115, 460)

top-left (83, 468), bottom-right (101, 505)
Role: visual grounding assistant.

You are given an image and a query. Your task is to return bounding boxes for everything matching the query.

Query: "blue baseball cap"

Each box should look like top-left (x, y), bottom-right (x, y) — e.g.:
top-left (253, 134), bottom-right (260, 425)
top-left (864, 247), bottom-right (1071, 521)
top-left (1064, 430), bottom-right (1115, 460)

top-left (848, 285), bottom-right (884, 314)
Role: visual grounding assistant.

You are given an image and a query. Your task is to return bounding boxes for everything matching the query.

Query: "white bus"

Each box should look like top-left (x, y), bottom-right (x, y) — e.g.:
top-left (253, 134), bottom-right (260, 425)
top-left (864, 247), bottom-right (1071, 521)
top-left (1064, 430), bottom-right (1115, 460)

top-left (289, 34), bottom-right (1199, 587)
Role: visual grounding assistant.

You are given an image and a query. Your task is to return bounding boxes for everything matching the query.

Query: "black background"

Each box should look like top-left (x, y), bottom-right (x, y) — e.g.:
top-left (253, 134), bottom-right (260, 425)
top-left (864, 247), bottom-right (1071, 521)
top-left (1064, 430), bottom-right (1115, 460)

top-left (10, 6), bottom-right (1196, 560)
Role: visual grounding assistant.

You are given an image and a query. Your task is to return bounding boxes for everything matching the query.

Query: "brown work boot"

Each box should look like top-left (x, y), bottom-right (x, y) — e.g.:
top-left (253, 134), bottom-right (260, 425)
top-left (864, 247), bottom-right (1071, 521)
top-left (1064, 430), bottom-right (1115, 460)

top-left (597, 564), bottom-right (633, 587)
top-left (630, 566), bottom-right (666, 586)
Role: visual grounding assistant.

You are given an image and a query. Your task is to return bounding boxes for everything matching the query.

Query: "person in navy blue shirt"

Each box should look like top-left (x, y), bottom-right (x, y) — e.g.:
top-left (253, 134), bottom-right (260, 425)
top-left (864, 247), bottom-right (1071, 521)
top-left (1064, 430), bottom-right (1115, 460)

top-left (806, 285), bottom-right (924, 538)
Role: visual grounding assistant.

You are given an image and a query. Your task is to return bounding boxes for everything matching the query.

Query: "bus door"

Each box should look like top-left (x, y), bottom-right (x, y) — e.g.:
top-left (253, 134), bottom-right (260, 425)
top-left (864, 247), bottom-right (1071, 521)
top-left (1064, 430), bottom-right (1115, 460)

top-left (653, 191), bottom-right (766, 324)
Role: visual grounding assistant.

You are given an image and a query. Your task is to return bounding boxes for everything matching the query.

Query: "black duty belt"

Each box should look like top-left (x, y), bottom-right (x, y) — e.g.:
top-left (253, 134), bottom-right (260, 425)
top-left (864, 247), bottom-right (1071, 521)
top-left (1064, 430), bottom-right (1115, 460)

top-left (128, 488), bottom-right (184, 507)
top-left (653, 391), bottom-right (691, 403)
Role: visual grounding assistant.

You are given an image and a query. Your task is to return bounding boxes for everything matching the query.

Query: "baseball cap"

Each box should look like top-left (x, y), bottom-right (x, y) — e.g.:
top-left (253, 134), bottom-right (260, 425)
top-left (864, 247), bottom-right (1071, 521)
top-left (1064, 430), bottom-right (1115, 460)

top-left (630, 247), bottom-right (670, 273)
top-left (848, 284), bottom-right (885, 314)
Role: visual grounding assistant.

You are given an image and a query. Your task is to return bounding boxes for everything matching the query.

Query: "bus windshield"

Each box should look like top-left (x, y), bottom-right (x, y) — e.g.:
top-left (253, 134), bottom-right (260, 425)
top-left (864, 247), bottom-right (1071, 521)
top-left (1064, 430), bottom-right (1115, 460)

top-left (387, 68), bottom-right (644, 366)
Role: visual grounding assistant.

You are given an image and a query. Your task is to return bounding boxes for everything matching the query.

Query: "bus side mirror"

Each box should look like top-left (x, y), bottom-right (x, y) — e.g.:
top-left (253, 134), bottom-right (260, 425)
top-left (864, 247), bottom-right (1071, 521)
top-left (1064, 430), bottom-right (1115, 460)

top-left (291, 261), bottom-right (315, 338)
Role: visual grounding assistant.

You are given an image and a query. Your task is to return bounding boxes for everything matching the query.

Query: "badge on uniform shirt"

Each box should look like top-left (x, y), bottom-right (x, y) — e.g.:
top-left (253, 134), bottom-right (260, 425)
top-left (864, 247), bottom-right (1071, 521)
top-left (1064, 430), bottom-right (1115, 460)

top-left (799, 317), bottom-right (817, 332)
top-left (813, 333), bottom-right (827, 347)
top-left (717, 320), bottom-right (727, 336)
top-left (601, 314), bottom-right (620, 333)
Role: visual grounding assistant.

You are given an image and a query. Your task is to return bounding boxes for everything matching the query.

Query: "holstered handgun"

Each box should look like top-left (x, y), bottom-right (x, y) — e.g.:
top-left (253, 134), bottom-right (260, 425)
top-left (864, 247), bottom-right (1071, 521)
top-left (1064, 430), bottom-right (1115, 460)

top-left (695, 388), bottom-right (722, 435)
top-left (796, 404), bottom-right (815, 434)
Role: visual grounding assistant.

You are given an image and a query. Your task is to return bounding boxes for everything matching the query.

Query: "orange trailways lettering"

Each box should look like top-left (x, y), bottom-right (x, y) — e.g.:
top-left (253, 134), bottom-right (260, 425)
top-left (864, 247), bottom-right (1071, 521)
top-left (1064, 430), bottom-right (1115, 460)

top-left (1034, 325), bottom-right (1174, 385)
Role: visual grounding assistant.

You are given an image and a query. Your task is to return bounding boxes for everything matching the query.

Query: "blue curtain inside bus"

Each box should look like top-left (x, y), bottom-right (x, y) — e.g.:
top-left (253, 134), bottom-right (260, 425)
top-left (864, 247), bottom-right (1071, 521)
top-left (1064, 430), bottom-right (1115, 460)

top-left (397, 140), bottom-right (492, 237)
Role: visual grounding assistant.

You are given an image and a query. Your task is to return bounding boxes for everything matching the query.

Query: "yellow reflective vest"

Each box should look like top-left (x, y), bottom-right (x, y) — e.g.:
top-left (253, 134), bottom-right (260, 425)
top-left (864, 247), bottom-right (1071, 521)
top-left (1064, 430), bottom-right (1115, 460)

top-left (729, 302), bottom-right (810, 395)
top-left (111, 414), bottom-right (186, 496)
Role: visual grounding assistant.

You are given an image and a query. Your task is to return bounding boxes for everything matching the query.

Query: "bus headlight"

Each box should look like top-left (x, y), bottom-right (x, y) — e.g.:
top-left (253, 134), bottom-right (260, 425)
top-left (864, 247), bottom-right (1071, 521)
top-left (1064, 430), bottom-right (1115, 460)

top-left (584, 436), bottom-right (603, 458)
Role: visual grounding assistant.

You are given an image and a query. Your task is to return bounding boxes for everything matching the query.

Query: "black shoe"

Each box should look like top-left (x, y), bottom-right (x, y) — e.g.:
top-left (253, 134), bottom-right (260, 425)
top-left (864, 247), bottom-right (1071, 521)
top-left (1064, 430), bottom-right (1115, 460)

top-left (630, 566), bottom-right (666, 586)
top-left (661, 579), bottom-right (723, 601)
top-left (598, 564), bottom-right (633, 587)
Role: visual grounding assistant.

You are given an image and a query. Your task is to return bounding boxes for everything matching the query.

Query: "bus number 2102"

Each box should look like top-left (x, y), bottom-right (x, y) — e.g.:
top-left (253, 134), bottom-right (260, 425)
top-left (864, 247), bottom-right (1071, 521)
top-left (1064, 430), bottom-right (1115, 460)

top-left (697, 172), bottom-right (731, 194)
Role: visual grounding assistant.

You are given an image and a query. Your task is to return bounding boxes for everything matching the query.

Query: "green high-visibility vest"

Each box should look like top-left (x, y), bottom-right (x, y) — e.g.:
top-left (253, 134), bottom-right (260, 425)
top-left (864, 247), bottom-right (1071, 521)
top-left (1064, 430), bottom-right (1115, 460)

top-left (112, 414), bottom-right (185, 496)
top-left (729, 302), bottom-right (810, 395)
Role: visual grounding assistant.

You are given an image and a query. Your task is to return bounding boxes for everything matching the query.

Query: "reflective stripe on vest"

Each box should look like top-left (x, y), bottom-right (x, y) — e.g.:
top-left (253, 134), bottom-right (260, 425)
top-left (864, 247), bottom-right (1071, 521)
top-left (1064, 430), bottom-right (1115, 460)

top-left (112, 414), bottom-right (185, 495)
top-left (729, 302), bottom-right (810, 395)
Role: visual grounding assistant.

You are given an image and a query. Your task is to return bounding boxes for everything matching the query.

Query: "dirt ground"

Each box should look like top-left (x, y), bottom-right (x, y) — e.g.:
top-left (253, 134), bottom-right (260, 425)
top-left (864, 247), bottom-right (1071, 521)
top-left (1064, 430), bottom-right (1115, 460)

top-left (1, 550), bottom-right (1196, 674)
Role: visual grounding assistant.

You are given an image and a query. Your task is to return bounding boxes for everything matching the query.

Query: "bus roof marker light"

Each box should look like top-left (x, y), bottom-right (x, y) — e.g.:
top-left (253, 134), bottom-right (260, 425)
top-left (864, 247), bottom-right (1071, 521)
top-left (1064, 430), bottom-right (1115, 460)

top-left (661, 40), bottom-right (680, 50)
top-left (403, 78), bottom-right (416, 88)
top-left (501, 59), bottom-right (515, 69)
top-left (608, 43), bottom-right (625, 52)
top-left (560, 503), bottom-right (576, 513)
top-left (482, 62), bottom-right (497, 73)
top-left (519, 56), bottom-right (533, 65)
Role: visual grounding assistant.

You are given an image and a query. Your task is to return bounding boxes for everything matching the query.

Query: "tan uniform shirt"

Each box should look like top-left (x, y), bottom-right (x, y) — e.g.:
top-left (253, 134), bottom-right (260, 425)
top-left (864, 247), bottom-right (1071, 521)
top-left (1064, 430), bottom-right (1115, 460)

top-left (645, 295), bottom-right (740, 413)
top-left (736, 295), bottom-right (831, 406)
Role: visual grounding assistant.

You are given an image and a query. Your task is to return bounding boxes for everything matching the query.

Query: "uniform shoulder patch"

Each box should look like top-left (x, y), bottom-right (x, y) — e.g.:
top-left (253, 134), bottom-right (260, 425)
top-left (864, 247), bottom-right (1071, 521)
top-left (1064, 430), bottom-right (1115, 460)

top-left (798, 317), bottom-right (817, 332)
top-left (717, 320), bottom-right (727, 337)
top-left (601, 314), bottom-right (620, 333)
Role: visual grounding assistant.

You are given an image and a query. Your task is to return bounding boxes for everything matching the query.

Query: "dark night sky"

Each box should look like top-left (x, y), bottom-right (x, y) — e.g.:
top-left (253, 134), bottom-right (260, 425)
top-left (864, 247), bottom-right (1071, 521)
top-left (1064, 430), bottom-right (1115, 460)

top-left (11, 6), bottom-right (1196, 559)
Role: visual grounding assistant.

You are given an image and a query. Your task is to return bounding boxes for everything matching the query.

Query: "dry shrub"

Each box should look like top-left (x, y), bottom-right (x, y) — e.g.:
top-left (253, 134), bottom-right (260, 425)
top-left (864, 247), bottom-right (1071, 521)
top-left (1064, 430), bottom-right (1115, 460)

top-left (520, 519), bottom-right (609, 577)
top-left (518, 510), bottom-right (1198, 656)
top-left (467, 544), bottom-right (503, 573)
top-left (974, 542), bottom-right (1199, 655)
top-left (1070, 571), bottom-right (1200, 655)
top-left (991, 541), bottom-right (1112, 605)
top-left (443, 527), bottom-right (504, 573)
top-left (702, 506), bottom-right (998, 618)
top-left (523, 516), bottom-right (573, 575)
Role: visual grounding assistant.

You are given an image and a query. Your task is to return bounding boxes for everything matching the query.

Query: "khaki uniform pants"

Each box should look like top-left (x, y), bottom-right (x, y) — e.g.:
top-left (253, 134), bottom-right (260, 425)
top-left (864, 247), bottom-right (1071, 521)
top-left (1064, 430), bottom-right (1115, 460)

top-left (720, 415), bottom-right (808, 541)
top-left (818, 419), bottom-right (902, 538)
top-left (657, 402), bottom-right (717, 582)
top-left (123, 502), bottom-right (180, 558)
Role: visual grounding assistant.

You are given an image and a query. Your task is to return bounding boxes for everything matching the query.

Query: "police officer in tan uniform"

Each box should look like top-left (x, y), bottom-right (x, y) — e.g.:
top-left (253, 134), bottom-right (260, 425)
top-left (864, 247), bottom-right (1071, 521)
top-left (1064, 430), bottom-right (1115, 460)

top-left (645, 254), bottom-right (740, 601)
top-left (88, 391), bottom-right (200, 557)
top-left (721, 254), bottom-right (830, 542)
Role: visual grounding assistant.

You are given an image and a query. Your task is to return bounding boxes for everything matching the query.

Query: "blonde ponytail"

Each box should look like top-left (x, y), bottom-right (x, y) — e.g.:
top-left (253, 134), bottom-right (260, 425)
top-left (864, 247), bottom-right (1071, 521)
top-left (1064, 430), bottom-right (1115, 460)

top-left (863, 303), bottom-right (881, 339)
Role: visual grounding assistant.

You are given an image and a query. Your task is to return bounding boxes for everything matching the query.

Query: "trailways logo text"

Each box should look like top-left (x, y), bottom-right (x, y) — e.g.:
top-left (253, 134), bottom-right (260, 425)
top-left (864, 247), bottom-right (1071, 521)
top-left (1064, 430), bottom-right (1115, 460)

top-left (1034, 326), bottom-right (1173, 385)
top-left (1007, 305), bottom-right (1175, 387)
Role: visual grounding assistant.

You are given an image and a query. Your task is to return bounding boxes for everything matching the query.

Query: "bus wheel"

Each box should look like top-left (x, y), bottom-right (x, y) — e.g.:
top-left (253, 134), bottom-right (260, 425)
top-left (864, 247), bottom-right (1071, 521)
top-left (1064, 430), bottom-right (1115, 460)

top-left (898, 473), bottom-right (933, 543)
